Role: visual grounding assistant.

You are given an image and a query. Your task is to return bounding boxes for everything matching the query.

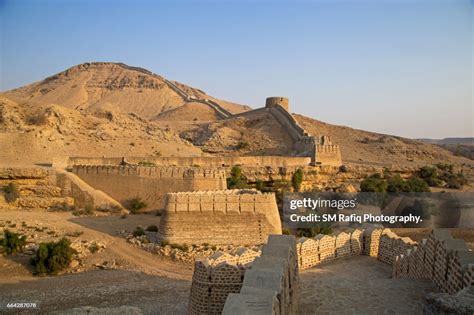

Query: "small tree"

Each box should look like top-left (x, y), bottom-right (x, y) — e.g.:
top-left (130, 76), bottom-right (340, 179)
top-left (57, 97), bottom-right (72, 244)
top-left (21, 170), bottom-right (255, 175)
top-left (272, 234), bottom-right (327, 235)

top-left (292, 169), bottom-right (304, 192)
top-left (405, 176), bottom-right (430, 192)
top-left (360, 174), bottom-right (388, 192)
top-left (30, 238), bottom-right (74, 275)
top-left (227, 165), bottom-right (249, 189)
top-left (0, 230), bottom-right (27, 254)
top-left (126, 197), bottom-right (147, 214)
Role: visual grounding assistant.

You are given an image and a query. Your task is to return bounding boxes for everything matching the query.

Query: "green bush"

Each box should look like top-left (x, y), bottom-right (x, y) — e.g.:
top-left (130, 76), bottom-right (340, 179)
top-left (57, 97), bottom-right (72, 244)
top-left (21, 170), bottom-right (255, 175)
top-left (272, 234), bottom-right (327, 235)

top-left (405, 176), bottom-right (430, 192)
top-left (255, 180), bottom-right (267, 192)
top-left (236, 141), bottom-right (249, 150)
top-left (126, 197), bottom-right (147, 214)
top-left (0, 229), bottom-right (27, 254)
top-left (30, 238), bottom-right (74, 275)
top-left (3, 183), bottom-right (20, 203)
top-left (292, 169), bottom-right (304, 192)
top-left (132, 227), bottom-right (145, 237)
top-left (297, 226), bottom-right (332, 237)
top-left (146, 225), bottom-right (158, 232)
top-left (418, 166), bottom-right (442, 187)
top-left (401, 199), bottom-right (433, 220)
top-left (360, 174), bottom-right (388, 192)
top-left (227, 165), bottom-right (249, 189)
top-left (386, 174), bottom-right (409, 193)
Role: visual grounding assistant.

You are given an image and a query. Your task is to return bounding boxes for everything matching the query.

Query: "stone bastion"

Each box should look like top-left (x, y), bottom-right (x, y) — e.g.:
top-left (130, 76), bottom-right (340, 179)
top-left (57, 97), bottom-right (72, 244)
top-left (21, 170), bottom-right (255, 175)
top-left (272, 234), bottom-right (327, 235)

top-left (158, 189), bottom-right (282, 246)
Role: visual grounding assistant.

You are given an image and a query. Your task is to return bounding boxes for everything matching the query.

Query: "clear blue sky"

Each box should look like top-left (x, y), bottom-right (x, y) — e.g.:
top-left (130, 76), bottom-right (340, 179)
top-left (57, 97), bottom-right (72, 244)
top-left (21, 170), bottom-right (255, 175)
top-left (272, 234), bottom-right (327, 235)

top-left (1, 0), bottom-right (472, 138)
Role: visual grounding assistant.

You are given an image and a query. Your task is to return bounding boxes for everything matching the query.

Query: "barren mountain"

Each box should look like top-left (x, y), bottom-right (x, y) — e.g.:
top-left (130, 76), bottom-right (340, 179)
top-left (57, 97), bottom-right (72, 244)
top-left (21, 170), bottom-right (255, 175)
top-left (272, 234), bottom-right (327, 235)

top-left (4, 62), bottom-right (249, 120)
top-left (1, 62), bottom-right (472, 174)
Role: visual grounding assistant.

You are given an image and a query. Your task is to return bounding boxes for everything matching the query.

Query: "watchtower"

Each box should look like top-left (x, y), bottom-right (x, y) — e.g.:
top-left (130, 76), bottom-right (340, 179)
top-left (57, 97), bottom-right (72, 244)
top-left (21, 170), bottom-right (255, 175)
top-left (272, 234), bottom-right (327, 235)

top-left (265, 97), bottom-right (289, 111)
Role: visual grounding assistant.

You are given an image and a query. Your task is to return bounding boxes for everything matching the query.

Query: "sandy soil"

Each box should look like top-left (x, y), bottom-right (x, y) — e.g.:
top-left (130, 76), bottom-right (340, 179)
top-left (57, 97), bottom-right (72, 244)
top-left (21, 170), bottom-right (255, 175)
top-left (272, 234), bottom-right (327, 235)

top-left (300, 255), bottom-right (437, 314)
top-left (0, 210), bottom-right (192, 314)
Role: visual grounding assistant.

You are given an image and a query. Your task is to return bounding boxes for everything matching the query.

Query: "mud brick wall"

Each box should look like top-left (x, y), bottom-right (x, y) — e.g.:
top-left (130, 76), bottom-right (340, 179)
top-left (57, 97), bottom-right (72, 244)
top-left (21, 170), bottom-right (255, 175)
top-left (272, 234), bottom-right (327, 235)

top-left (71, 165), bottom-right (226, 211)
top-left (159, 190), bottom-right (282, 245)
top-left (393, 229), bottom-right (474, 296)
top-left (296, 229), bottom-right (368, 270)
top-left (223, 235), bottom-right (300, 315)
top-left (68, 156), bottom-right (312, 167)
top-left (188, 249), bottom-right (260, 315)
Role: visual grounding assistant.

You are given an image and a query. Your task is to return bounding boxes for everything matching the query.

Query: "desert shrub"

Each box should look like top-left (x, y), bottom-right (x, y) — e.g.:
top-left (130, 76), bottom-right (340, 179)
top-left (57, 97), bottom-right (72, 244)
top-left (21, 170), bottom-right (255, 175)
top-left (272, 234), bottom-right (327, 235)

top-left (3, 183), bottom-right (20, 203)
top-left (386, 174), bottom-right (409, 193)
top-left (255, 180), bottom-right (267, 192)
top-left (297, 225), bottom-right (332, 237)
top-left (72, 204), bottom-right (95, 216)
top-left (292, 169), bottom-right (304, 192)
top-left (227, 165), bottom-right (249, 189)
top-left (26, 112), bottom-right (47, 126)
top-left (444, 173), bottom-right (467, 189)
top-left (236, 141), bottom-right (249, 150)
top-left (30, 238), bottom-right (74, 275)
top-left (418, 166), bottom-right (442, 187)
top-left (89, 243), bottom-right (100, 254)
top-left (282, 228), bottom-right (291, 235)
top-left (126, 197), bottom-right (147, 214)
top-left (405, 176), bottom-right (430, 192)
top-left (146, 225), bottom-right (158, 232)
top-left (0, 230), bottom-right (27, 254)
top-left (401, 199), bottom-right (434, 220)
top-left (360, 174), bottom-right (388, 192)
top-left (132, 227), bottom-right (145, 237)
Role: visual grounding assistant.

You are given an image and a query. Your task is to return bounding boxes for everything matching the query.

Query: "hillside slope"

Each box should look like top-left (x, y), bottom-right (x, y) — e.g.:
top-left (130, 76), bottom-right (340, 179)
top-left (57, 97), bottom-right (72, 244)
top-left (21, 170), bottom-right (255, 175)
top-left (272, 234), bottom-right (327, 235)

top-left (4, 62), bottom-right (249, 120)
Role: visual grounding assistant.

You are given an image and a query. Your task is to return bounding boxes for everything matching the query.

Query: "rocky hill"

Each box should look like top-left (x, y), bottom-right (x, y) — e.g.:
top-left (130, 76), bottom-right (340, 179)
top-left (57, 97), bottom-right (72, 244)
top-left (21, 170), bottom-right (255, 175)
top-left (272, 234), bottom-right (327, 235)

top-left (1, 62), bottom-right (472, 174)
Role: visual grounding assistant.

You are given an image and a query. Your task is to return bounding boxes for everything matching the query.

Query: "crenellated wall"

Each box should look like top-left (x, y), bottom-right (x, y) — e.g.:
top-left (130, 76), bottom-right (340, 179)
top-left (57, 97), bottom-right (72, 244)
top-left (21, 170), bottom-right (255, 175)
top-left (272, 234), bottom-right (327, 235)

top-left (223, 235), bottom-right (300, 315)
top-left (393, 229), bottom-right (474, 296)
top-left (188, 249), bottom-right (261, 315)
top-left (71, 165), bottom-right (227, 211)
top-left (158, 190), bottom-right (282, 245)
top-left (67, 156), bottom-right (312, 167)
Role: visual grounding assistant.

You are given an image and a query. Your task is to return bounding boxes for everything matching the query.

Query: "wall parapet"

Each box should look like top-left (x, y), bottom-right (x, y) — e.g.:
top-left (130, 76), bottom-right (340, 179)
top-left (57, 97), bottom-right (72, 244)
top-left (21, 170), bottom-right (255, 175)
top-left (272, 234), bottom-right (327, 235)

top-left (71, 165), bottom-right (226, 179)
top-left (159, 189), bottom-right (282, 245)
top-left (393, 229), bottom-right (474, 296)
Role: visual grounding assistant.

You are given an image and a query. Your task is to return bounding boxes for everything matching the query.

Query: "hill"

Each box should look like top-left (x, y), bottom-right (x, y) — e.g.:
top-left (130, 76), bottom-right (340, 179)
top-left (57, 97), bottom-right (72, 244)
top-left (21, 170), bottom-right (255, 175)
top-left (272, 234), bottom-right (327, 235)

top-left (4, 62), bottom-right (249, 120)
top-left (1, 62), bottom-right (473, 176)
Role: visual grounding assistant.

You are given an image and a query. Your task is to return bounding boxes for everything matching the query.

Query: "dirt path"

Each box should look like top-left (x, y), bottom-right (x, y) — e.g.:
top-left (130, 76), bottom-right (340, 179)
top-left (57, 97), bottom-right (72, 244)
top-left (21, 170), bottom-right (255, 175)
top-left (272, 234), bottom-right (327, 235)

top-left (0, 210), bottom-right (193, 314)
top-left (299, 255), bottom-right (437, 314)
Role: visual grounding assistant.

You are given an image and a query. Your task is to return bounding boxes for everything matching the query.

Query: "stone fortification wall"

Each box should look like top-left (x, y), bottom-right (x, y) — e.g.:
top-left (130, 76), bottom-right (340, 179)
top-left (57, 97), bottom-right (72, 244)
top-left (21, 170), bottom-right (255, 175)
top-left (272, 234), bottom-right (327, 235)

top-left (67, 156), bottom-right (312, 167)
top-left (393, 229), bottom-right (474, 296)
top-left (188, 249), bottom-right (261, 315)
top-left (71, 165), bottom-right (226, 211)
top-left (188, 228), bottom-right (438, 315)
top-left (223, 235), bottom-right (299, 315)
top-left (158, 190), bottom-right (282, 245)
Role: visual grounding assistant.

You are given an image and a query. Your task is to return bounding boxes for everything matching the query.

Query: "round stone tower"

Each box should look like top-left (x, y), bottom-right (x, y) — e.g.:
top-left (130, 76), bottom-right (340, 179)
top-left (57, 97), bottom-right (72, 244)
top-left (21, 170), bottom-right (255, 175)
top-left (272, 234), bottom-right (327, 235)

top-left (265, 97), bottom-right (289, 111)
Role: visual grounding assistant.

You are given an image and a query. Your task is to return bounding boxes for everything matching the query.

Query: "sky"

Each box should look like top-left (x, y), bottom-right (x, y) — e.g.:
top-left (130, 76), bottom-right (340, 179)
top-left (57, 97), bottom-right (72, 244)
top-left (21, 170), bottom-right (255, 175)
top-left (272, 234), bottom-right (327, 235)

top-left (0, 0), bottom-right (472, 139)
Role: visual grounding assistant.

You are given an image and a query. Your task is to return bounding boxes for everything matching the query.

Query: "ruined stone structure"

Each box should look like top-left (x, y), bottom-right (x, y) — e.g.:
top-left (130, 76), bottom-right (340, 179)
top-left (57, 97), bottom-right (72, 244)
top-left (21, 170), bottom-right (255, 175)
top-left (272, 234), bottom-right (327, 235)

top-left (233, 97), bottom-right (342, 166)
top-left (158, 190), bottom-right (282, 245)
top-left (392, 229), bottom-right (474, 297)
top-left (0, 167), bottom-right (122, 211)
top-left (223, 235), bottom-right (299, 314)
top-left (66, 156), bottom-right (312, 168)
top-left (265, 96), bottom-right (289, 111)
top-left (188, 249), bottom-right (261, 314)
top-left (71, 165), bottom-right (226, 211)
top-left (188, 227), bottom-right (474, 314)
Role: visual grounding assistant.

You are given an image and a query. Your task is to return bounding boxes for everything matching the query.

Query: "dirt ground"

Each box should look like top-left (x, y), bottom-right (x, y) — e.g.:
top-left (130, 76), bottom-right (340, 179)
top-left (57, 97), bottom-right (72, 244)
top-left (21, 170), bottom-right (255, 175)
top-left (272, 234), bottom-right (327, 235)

top-left (299, 255), bottom-right (437, 314)
top-left (0, 210), bottom-right (192, 314)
